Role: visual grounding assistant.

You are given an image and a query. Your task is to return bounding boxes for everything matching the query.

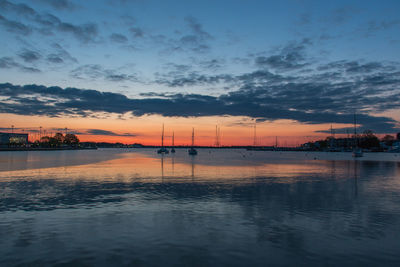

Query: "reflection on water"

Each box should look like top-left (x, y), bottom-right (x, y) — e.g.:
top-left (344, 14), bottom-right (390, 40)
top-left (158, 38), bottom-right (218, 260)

top-left (1, 149), bottom-right (400, 266)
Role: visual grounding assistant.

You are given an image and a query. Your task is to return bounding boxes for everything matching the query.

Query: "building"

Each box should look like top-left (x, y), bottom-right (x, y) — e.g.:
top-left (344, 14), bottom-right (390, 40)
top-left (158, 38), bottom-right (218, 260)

top-left (0, 132), bottom-right (29, 146)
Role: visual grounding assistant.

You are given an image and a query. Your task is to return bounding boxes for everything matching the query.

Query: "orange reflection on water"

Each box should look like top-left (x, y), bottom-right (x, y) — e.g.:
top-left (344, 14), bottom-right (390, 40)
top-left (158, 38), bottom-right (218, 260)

top-left (2, 149), bottom-right (393, 186)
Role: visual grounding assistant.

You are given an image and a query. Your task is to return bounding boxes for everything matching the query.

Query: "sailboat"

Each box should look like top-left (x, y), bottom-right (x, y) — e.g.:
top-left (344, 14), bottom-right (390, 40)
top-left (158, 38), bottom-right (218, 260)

top-left (171, 131), bottom-right (176, 153)
top-left (352, 113), bottom-right (363, 158)
top-left (157, 124), bottom-right (169, 154)
top-left (188, 128), bottom-right (197, 155)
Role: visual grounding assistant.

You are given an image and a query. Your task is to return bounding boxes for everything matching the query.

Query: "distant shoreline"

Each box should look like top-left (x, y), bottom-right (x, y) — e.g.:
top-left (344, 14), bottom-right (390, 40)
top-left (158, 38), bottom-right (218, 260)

top-left (0, 147), bottom-right (97, 152)
top-left (1, 146), bottom-right (398, 153)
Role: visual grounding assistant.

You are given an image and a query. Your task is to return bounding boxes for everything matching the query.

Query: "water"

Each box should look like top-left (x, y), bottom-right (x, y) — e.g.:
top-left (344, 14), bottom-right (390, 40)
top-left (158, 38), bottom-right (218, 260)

top-left (1, 149), bottom-right (400, 266)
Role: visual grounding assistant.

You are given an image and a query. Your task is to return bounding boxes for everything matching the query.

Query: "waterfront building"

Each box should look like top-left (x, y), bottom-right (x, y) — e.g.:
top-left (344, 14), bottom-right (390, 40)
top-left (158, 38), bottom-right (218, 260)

top-left (0, 132), bottom-right (29, 146)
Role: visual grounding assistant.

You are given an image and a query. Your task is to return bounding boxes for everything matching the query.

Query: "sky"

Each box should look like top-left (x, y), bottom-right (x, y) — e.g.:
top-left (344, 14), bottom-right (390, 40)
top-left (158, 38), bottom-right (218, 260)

top-left (0, 0), bottom-right (400, 146)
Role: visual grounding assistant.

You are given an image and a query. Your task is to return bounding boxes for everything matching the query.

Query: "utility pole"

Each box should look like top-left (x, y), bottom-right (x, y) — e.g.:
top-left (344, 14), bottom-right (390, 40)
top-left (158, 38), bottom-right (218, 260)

top-left (39, 126), bottom-right (42, 141)
top-left (11, 125), bottom-right (14, 134)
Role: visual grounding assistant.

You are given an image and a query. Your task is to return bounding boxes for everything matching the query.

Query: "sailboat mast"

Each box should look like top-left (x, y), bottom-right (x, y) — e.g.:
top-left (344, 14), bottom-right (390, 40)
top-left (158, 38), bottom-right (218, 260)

top-left (354, 113), bottom-right (357, 136)
top-left (192, 128), bottom-right (194, 147)
top-left (161, 124), bottom-right (164, 147)
top-left (172, 132), bottom-right (174, 147)
top-left (354, 112), bottom-right (359, 148)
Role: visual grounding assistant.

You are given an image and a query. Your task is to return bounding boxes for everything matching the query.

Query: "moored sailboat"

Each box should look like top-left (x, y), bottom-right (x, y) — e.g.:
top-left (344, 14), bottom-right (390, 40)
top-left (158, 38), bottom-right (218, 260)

top-left (352, 113), bottom-right (363, 158)
top-left (188, 128), bottom-right (197, 155)
top-left (157, 124), bottom-right (169, 154)
top-left (171, 131), bottom-right (176, 153)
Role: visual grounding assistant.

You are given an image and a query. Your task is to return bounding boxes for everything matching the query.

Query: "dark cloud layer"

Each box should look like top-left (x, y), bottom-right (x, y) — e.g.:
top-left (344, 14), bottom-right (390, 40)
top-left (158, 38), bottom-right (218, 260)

top-left (0, 81), bottom-right (398, 133)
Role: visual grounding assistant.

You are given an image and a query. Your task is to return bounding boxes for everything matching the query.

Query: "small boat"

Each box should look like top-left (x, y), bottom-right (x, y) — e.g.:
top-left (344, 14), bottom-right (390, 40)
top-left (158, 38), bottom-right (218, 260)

top-left (157, 147), bottom-right (169, 154)
top-left (188, 147), bottom-right (197, 155)
top-left (171, 131), bottom-right (175, 153)
top-left (352, 148), bottom-right (363, 157)
top-left (188, 128), bottom-right (197, 155)
top-left (157, 124), bottom-right (169, 154)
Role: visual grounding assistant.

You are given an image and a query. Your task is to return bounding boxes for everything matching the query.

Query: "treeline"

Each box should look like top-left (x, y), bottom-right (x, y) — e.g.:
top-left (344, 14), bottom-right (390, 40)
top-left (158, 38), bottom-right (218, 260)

top-left (32, 133), bottom-right (80, 147)
top-left (303, 130), bottom-right (400, 151)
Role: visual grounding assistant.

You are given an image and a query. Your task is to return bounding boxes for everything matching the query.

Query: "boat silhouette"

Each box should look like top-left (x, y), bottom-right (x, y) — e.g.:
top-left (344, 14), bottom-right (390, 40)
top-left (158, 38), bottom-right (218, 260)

top-left (157, 124), bottom-right (169, 154)
top-left (188, 128), bottom-right (197, 155)
top-left (171, 131), bottom-right (175, 153)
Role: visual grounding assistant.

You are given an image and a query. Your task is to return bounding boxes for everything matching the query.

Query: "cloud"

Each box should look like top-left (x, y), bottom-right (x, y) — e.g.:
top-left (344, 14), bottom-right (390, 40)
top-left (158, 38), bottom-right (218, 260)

top-left (0, 14), bottom-right (32, 35)
top-left (129, 27), bottom-right (144, 38)
top-left (184, 16), bottom-right (212, 40)
top-left (198, 59), bottom-right (225, 71)
top-left (110, 33), bottom-right (128, 43)
top-left (0, 80), bottom-right (398, 133)
top-left (0, 0), bottom-right (98, 43)
top-left (157, 16), bottom-right (214, 54)
top-left (47, 43), bottom-right (78, 64)
top-left (0, 0), bottom-right (36, 16)
top-left (18, 49), bottom-right (41, 63)
top-left (317, 60), bottom-right (395, 74)
top-left (57, 22), bottom-right (98, 43)
top-left (46, 54), bottom-right (64, 63)
top-left (325, 7), bottom-right (358, 24)
top-left (297, 13), bottom-right (312, 25)
top-left (155, 72), bottom-right (234, 87)
top-left (0, 57), bottom-right (41, 72)
top-left (15, 44), bottom-right (77, 66)
top-left (359, 19), bottom-right (400, 37)
top-left (34, 0), bottom-right (75, 10)
top-left (86, 129), bottom-right (138, 137)
top-left (255, 39), bottom-right (311, 71)
top-left (70, 64), bottom-right (137, 82)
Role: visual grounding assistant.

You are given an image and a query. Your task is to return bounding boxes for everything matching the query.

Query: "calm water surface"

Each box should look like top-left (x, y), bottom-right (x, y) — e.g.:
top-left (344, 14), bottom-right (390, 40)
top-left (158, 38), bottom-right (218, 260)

top-left (1, 149), bottom-right (400, 266)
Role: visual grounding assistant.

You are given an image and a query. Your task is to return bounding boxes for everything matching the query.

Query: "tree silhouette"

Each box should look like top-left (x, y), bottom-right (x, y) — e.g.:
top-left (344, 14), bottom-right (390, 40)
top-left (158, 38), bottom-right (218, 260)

top-left (64, 134), bottom-right (80, 146)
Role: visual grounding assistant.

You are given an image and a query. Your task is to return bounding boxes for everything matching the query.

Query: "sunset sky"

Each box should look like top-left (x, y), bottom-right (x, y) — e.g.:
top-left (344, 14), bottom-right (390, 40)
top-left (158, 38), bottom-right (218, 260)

top-left (0, 0), bottom-right (399, 146)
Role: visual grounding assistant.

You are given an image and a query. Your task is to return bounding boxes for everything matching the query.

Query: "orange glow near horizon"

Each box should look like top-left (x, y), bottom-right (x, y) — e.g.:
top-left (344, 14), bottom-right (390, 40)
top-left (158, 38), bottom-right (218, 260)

top-left (1, 112), bottom-right (392, 147)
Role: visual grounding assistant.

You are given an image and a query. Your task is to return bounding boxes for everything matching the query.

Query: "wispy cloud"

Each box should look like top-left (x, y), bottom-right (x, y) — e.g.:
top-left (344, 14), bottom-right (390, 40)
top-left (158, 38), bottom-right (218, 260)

top-left (0, 14), bottom-right (32, 35)
top-left (34, 0), bottom-right (76, 10)
top-left (86, 129), bottom-right (138, 137)
top-left (110, 33), bottom-right (128, 43)
top-left (0, 0), bottom-right (98, 43)
top-left (18, 49), bottom-right (41, 63)
top-left (70, 64), bottom-right (137, 82)
top-left (0, 57), bottom-right (41, 72)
